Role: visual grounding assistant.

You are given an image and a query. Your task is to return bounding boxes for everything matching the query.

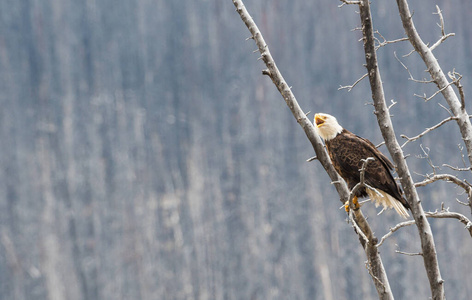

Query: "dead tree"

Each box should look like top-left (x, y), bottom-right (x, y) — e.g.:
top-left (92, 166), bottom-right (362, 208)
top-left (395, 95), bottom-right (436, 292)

top-left (341, 0), bottom-right (472, 299)
top-left (233, 0), bottom-right (472, 299)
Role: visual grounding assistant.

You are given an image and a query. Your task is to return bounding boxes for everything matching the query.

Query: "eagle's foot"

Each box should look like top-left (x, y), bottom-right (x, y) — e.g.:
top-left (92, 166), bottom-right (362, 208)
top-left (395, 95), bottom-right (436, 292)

top-left (344, 196), bottom-right (360, 212)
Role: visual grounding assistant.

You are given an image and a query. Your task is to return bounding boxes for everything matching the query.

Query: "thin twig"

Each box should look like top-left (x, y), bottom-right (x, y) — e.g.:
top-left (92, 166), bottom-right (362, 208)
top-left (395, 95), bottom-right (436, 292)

top-left (373, 30), bottom-right (409, 50)
top-left (378, 206), bottom-right (472, 247)
top-left (448, 69), bottom-right (465, 110)
top-left (388, 100), bottom-right (397, 111)
top-left (394, 51), bottom-right (433, 84)
top-left (339, 73), bottom-right (368, 91)
top-left (377, 220), bottom-right (416, 247)
top-left (438, 102), bottom-right (453, 116)
top-left (430, 33), bottom-right (455, 51)
top-left (430, 5), bottom-right (455, 51)
top-left (348, 158), bottom-right (375, 211)
top-left (338, 0), bottom-right (361, 8)
top-left (425, 209), bottom-right (472, 237)
top-left (401, 116), bottom-right (459, 147)
top-left (415, 173), bottom-right (472, 196)
top-left (457, 144), bottom-right (468, 169)
top-left (416, 145), bottom-right (440, 174)
top-left (442, 164), bottom-right (471, 172)
top-left (415, 80), bottom-right (456, 102)
top-left (456, 198), bottom-right (470, 207)
top-left (403, 48), bottom-right (416, 57)
top-left (306, 156), bottom-right (317, 162)
top-left (395, 250), bottom-right (423, 256)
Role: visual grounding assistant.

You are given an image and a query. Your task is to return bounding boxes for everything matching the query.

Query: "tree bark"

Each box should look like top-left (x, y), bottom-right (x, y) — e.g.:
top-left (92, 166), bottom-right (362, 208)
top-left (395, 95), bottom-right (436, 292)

top-left (358, 0), bottom-right (445, 299)
top-left (232, 0), bottom-right (394, 298)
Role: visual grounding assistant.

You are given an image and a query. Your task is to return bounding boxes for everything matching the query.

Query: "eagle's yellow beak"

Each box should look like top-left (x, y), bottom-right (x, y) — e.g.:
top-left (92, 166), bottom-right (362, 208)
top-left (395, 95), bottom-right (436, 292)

top-left (314, 114), bottom-right (325, 127)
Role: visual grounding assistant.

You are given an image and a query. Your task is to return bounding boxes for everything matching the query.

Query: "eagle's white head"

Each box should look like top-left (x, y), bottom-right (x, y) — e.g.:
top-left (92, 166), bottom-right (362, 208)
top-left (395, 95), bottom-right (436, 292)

top-left (314, 113), bottom-right (343, 141)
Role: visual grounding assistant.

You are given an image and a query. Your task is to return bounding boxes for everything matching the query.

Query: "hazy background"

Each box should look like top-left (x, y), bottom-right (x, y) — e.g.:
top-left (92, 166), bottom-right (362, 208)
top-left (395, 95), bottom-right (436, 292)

top-left (0, 0), bottom-right (471, 299)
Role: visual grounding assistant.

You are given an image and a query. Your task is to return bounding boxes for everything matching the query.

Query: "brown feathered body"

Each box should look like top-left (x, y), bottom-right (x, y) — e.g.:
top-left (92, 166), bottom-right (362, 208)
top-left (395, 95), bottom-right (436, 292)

top-left (327, 129), bottom-right (405, 200)
top-left (315, 113), bottom-right (410, 218)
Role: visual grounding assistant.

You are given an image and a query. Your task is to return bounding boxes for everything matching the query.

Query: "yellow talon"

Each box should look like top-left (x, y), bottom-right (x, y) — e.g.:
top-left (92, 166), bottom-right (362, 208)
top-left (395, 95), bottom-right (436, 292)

top-left (345, 196), bottom-right (360, 212)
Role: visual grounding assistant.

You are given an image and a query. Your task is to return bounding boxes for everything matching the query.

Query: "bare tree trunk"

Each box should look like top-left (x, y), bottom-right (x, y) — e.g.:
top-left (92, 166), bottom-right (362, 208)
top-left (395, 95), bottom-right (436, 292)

top-left (357, 0), bottom-right (445, 299)
top-left (396, 0), bottom-right (472, 166)
top-left (232, 1), bottom-right (393, 298)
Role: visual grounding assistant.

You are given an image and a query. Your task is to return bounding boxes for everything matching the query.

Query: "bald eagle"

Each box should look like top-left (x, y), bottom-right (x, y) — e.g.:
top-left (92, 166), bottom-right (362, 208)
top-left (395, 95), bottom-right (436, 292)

top-left (314, 113), bottom-right (410, 218)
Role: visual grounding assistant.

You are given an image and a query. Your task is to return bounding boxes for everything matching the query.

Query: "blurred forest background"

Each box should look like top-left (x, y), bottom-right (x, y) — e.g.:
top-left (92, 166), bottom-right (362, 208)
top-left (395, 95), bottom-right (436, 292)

top-left (0, 0), bottom-right (471, 299)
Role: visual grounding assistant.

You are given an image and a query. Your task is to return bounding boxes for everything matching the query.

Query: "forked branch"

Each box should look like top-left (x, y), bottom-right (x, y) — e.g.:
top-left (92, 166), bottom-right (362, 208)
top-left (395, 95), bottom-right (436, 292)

top-left (430, 5), bottom-right (455, 51)
top-left (401, 116), bottom-right (459, 147)
top-left (396, 0), bottom-right (472, 168)
top-left (415, 173), bottom-right (472, 196)
top-left (426, 208), bottom-right (472, 237)
top-left (377, 206), bottom-right (472, 245)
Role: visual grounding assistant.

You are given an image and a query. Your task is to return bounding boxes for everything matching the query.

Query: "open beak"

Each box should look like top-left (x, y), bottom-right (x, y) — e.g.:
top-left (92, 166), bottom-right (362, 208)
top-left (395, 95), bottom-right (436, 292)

top-left (314, 114), bottom-right (325, 127)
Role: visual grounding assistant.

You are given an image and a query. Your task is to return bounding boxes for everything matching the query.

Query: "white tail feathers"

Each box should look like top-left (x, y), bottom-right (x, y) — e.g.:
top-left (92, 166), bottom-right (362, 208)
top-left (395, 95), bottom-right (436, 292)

top-left (366, 188), bottom-right (410, 219)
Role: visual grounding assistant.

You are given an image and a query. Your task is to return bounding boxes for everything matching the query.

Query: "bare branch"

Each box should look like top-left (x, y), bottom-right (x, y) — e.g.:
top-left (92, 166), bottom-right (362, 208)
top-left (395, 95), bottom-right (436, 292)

top-left (348, 157), bottom-right (375, 211)
top-left (376, 141), bottom-right (385, 149)
top-left (388, 99), bottom-right (397, 111)
top-left (415, 173), bottom-right (472, 196)
top-left (394, 51), bottom-right (433, 84)
top-left (346, 158), bottom-right (377, 245)
top-left (457, 143), bottom-right (469, 169)
top-left (395, 249), bottom-right (423, 256)
top-left (425, 209), bottom-right (472, 237)
top-left (377, 206), bottom-right (472, 247)
top-left (373, 30), bottom-right (409, 50)
top-left (401, 116), bottom-right (459, 147)
top-left (448, 69), bottom-right (465, 109)
top-left (415, 80), bottom-right (456, 102)
top-left (412, 77), bottom-right (465, 115)
top-left (435, 5), bottom-right (445, 36)
top-left (415, 174), bottom-right (472, 218)
top-left (403, 48), bottom-right (416, 57)
top-left (417, 145), bottom-right (440, 174)
top-left (339, 73), bottom-right (368, 91)
top-left (338, 0), bottom-right (361, 8)
top-left (442, 164), bottom-right (471, 172)
top-left (456, 198), bottom-right (471, 207)
top-left (430, 5), bottom-right (455, 51)
top-left (377, 220), bottom-right (416, 247)
top-left (430, 33), bottom-right (455, 51)
top-left (438, 102), bottom-right (453, 116)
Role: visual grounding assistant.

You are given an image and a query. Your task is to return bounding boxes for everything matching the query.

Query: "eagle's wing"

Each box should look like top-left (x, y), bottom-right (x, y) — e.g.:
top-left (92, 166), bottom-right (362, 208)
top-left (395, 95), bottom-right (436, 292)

top-left (356, 135), bottom-right (394, 170)
top-left (332, 131), bottom-right (404, 203)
